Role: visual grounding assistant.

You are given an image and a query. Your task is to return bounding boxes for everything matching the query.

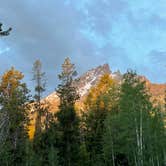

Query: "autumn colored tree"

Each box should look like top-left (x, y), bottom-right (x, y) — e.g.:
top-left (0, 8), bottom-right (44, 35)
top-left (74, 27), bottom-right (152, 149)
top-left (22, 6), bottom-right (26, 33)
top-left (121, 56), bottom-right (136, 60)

top-left (85, 73), bottom-right (119, 111)
top-left (0, 67), bottom-right (30, 165)
top-left (84, 74), bottom-right (119, 165)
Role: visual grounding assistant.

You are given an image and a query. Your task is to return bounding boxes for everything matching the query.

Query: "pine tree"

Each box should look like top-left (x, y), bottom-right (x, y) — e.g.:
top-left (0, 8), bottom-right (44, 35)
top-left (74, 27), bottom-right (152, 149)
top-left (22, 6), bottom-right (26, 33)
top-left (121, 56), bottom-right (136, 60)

top-left (39, 121), bottom-right (59, 166)
top-left (0, 67), bottom-right (30, 165)
top-left (48, 145), bottom-right (59, 166)
top-left (32, 60), bottom-right (58, 165)
top-left (32, 59), bottom-right (46, 138)
top-left (56, 57), bottom-right (80, 166)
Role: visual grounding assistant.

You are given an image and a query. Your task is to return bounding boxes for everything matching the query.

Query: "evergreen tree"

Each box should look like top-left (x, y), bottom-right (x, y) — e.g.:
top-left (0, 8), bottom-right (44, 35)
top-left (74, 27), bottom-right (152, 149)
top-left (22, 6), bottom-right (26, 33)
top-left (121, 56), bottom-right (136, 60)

top-left (0, 67), bottom-right (30, 165)
top-left (32, 60), bottom-right (59, 165)
top-left (56, 57), bottom-right (80, 166)
top-left (39, 121), bottom-right (59, 166)
top-left (32, 59), bottom-right (46, 138)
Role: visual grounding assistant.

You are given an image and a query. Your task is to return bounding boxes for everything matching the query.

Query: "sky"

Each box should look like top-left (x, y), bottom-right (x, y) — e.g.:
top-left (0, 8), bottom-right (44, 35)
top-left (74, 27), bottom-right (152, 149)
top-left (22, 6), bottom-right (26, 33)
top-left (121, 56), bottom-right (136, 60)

top-left (0, 0), bottom-right (166, 95)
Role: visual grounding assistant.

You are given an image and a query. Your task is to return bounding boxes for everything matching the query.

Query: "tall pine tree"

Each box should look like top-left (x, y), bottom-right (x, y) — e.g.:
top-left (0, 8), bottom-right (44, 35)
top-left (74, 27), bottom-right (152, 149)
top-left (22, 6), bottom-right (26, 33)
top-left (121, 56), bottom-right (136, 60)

top-left (56, 57), bottom-right (80, 166)
top-left (32, 59), bottom-right (58, 165)
top-left (32, 59), bottom-right (46, 138)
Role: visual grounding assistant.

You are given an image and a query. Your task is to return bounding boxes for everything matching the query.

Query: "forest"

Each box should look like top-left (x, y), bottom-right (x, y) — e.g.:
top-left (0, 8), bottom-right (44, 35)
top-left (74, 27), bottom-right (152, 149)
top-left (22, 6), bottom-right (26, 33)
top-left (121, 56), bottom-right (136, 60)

top-left (0, 56), bottom-right (165, 166)
top-left (0, 20), bottom-right (166, 166)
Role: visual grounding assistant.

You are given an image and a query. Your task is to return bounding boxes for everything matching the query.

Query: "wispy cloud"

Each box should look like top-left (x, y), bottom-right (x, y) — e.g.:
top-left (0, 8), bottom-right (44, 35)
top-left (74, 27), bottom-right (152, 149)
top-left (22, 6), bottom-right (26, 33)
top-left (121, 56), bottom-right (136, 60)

top-left (0, 47), bottom-right (10, 55)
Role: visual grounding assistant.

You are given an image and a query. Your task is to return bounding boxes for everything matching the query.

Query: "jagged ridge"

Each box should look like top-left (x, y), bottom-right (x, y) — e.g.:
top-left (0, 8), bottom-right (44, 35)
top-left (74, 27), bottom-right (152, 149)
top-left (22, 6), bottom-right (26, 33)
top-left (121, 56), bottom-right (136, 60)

top-left (44, 64), bottom-right (165, 112)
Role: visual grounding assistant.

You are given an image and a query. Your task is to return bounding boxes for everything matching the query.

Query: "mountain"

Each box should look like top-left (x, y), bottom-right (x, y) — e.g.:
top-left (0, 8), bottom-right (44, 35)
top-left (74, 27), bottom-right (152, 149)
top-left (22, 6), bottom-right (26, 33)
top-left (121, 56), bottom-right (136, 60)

top-left (43, 64), bottom-right (113, 112)
top-left (74, 64), bottom-right (111, 97)
top-left (44, 64), bottom-right (165, 112)
top-left (28, 64), bottom-right (165, 139)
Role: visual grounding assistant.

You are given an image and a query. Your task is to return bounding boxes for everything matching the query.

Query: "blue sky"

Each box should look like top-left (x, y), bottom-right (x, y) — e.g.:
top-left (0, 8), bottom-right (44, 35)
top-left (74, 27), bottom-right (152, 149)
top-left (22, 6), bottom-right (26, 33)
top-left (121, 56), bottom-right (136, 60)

top-left (0, 0), bottom-right (165, 95)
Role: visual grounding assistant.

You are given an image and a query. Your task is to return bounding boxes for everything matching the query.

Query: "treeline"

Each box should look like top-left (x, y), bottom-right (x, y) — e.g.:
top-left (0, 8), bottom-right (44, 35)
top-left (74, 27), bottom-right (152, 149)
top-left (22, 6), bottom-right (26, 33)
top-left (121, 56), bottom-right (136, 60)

top-left (0, 58), bottom-right (166, 166)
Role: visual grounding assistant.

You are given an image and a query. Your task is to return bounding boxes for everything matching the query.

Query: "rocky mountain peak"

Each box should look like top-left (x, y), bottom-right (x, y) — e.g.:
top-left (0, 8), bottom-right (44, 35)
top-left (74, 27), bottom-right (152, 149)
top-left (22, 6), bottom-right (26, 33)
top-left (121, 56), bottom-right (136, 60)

top-left (44, 64), bottom-right (165, 110)
top-left (74, 64), bottom-right (111, 96)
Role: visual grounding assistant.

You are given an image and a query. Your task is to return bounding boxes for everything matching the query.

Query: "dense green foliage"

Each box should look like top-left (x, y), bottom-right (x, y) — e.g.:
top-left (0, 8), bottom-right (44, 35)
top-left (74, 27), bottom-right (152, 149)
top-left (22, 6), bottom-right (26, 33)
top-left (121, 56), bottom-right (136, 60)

top-left (0, 60), bottom-right (165, 166)
top-left (103, 71), bottom-right (166, 166)
top-left (56, 58), bottom-right (80, 166)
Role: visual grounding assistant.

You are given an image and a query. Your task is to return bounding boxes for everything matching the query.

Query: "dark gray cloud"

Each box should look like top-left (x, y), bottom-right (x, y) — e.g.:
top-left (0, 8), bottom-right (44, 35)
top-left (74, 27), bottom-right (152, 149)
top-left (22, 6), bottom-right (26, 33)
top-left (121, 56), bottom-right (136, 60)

top-left (0, 1), bottom-right (103, 95)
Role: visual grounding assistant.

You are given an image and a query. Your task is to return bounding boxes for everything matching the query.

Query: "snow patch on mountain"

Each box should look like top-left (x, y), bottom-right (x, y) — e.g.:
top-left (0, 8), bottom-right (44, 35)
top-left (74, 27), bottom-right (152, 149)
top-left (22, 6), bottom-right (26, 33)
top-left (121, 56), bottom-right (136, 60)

top-left (74, 64), bottom-right (111, 97)
top-left (44, 64), bottom-right (123, 101)
top-left (78, 76), bottom-right (97, 96)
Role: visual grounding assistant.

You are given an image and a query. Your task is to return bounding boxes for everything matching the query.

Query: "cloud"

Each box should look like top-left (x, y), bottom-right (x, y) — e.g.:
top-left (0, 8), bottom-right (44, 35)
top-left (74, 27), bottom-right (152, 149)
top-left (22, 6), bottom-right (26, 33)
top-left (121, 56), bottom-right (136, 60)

top-left (0, 47), bottom-right (10, 55)
top-left (0, 1), bottom-right (96, 94)
top-left (0, 0), bottom-right (165, 96)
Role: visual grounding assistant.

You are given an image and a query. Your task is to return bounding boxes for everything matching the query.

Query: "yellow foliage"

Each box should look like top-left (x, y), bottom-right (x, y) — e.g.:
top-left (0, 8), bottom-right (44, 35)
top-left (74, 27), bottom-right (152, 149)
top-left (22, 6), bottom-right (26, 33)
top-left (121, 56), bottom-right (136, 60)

top-left (99, 101), bottom-right (105, 110)
top-left (0, 67), bottom-right (24, 96)
top-left (85, 73), bottom-right (118, 110)
top-left (28, 124), bottom-right (35, 140)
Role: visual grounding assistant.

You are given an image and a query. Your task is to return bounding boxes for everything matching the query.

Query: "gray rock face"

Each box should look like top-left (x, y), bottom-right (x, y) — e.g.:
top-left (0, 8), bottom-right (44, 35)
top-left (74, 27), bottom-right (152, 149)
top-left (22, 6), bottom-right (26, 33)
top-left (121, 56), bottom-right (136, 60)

top-left (46, 64), bottom-right (122, 101)
top-left (74, 64), bottom-right (112, 96)
top-left (44, 64), bottom-right (165, 112)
